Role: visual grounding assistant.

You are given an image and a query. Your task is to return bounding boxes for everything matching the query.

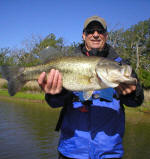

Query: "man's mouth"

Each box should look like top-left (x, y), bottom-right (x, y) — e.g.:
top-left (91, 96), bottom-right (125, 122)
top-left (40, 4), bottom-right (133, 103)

top-left (91, 40), bottom-right (101, 43)
top-left (91, 38), bottom-right (101, 42)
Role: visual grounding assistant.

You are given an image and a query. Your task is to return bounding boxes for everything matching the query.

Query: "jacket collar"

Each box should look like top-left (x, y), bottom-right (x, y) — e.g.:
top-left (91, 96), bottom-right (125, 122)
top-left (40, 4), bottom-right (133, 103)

top-left (80, 43), bottom-right (109, 57)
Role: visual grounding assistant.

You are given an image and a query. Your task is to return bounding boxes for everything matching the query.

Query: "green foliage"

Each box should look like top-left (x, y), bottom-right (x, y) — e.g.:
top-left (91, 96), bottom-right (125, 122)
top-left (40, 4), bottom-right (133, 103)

top-left (0, 33), bottom-right (65, 67)
top-left (0, 89), bottom-right (44, 101)
top-left (17, 53), bottom-right (41, 66)
top-left (66, 41), bottom-right (81, 54)
top-left (108, 18), bottom-right (150, 73)
top-left (1, 83), bottom-right (8, 89)
top-left (33, 33), bottom-right (64, 54)
top-left (0, 48), bottom-right (16, 65)
top-left (138, 69), bottom-right (150, 88)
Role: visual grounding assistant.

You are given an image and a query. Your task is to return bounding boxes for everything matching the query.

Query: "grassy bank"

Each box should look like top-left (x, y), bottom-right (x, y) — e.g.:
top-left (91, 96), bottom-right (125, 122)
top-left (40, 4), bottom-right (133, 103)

top-left (0, 89), bottom-right (45, 103)
top-left (0, 78), bottom-right (44, 102)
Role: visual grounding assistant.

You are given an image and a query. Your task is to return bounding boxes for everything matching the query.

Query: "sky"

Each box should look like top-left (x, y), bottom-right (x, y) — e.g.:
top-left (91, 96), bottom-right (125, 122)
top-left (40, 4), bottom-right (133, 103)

top-left (0, 0), bottom-right (150, 49)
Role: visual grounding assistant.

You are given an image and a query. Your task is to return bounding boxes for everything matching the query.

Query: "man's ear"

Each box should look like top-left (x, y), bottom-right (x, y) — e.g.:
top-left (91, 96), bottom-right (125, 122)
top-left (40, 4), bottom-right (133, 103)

top-left (105, 32), bottom-right (108, 40)
top-left (82, 32), bottom-right (86, 41)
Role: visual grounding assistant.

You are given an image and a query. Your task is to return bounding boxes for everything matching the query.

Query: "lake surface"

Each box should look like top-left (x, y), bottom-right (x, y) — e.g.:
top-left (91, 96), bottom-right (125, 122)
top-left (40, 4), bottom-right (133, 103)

top-left (0, 99), bottom-right (59, 159)
top-left (0, 98), bottom-right (150, 159)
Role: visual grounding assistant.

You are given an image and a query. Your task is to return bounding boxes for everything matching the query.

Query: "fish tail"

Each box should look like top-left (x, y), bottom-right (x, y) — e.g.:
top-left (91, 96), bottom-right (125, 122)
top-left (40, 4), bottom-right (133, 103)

top-left (0, 66), bottom-right (25, 96)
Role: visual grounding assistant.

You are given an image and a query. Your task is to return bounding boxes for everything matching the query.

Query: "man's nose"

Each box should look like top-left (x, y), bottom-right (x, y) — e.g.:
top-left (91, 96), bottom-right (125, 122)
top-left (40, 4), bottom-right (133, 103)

top-left (93, 31), bottom-right (100, 38)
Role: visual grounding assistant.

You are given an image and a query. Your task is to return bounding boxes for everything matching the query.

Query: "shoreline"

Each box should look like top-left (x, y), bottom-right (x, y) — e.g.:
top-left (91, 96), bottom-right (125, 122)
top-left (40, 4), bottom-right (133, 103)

top-left (0, 89), bottom-right (46, 104)
top-left (0, 95), bottom-right (46, 104)
top-left (0, 89), bottom-right (150, 113)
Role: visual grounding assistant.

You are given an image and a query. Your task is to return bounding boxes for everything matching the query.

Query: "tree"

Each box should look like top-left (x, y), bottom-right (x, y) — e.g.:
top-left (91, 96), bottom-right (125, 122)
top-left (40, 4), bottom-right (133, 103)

top-left (32, 33), bottom-right (64, 54)
top-left (123, 19), bottom-right (150, 71)
top-left (0, 48), bottom-right (15, 65)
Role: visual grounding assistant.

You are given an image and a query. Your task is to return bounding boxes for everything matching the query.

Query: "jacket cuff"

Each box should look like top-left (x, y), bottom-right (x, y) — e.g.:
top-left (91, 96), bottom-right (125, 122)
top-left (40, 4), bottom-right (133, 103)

top-left (45, 88), bottom-right (70, 107)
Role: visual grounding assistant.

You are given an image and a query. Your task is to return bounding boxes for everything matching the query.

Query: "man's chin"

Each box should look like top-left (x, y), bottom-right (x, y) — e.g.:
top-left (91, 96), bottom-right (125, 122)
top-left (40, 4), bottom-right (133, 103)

top-left (91, 43), bottom-right (104, 50)
top-left (91, 45), bottom-right (101, 50)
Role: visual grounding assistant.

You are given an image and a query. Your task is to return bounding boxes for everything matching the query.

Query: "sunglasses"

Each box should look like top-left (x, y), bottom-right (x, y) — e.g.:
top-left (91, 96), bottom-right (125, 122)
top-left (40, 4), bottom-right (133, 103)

top-left (85, 28), bottom-right (106, 35)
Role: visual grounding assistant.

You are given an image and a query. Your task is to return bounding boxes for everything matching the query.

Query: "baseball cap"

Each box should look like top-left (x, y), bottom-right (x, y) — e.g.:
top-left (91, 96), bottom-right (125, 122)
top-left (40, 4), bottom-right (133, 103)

top-left (83, 16), bottom-right (107, 31)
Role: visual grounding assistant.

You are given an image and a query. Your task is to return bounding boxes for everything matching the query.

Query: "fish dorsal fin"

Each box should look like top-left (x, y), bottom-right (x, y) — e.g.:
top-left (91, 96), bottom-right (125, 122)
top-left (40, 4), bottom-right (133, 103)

top-left (38, 46), bottom-right (62, 63)
top-left (83, 90), bottom-right (94, 100)
top-left (38, 46), bottom-right (84, 63)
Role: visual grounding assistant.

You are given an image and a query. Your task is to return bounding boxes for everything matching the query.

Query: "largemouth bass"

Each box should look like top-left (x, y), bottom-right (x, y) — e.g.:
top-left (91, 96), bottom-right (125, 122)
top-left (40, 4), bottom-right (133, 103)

top-left (0, 56), bottom-right (137, 99)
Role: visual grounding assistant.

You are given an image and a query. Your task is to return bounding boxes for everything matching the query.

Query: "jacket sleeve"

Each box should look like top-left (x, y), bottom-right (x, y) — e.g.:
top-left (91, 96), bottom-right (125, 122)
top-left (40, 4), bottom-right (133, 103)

top-left (119, 68), bottom-right (144, 107)
top-left (45, 89), bottom-right (72, 108)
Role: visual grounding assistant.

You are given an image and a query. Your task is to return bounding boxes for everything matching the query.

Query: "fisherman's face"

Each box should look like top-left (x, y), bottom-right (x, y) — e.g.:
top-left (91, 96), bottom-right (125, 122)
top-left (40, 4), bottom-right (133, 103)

top-left (82, 22), bottom-right (108, 51)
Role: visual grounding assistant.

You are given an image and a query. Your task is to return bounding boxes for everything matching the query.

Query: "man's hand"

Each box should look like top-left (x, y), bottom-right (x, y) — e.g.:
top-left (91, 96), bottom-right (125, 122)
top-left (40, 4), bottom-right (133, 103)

top-left (115, 83), bottom-right (136, 96)
top-left (38, 69), bottom-right (62, 95)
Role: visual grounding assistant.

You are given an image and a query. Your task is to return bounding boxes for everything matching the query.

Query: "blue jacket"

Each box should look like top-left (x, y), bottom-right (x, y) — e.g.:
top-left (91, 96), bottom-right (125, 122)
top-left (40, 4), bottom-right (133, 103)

top-left (45, 44), bottom-right (144, 159)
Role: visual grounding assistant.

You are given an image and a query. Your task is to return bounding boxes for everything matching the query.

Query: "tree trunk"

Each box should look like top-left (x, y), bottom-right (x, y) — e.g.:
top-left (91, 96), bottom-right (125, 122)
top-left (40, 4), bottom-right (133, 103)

top-left (136, 42), bottom-right (140, 71)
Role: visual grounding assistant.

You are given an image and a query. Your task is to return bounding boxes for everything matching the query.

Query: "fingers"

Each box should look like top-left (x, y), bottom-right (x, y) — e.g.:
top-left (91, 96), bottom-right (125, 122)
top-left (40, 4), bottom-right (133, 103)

top-left (120, 84), bottom-right (131, 95)
top-left (51, 70), bottom-right (60, 90)
top-left (46, 69), bottom-right (62, 94)
top-left (39, 69), bottom-right (62, 94)
top-left (51, 70), bottom-right (62, 94)
top-left (38, 72), bottom-right (46, 89)
top-left (116, 84), bottom-right (136, 95)
top-left (47, 69), bottom-right (56, 90)
top-left (56, 72), bottom-right (62, 93)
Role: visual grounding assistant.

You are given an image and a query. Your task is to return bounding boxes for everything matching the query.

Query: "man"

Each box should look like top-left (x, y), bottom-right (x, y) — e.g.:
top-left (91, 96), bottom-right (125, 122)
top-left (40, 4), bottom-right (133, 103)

top-left (38, 16), bottom-right (144, 159)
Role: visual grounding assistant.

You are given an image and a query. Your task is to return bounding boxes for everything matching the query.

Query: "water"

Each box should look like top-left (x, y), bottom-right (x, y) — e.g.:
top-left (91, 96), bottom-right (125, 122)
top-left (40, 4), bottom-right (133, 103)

top-left (0, 99), bottom-right (150, 159)
top-left (0, 99), bottom-right (59, 159)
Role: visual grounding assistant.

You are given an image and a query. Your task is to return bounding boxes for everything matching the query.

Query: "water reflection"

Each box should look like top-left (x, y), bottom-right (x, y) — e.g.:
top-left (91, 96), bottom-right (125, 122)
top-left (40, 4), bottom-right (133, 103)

top-left (0, 99), bottom-right (150, 159)
top-left (0, 100), bottom-right (59, 159)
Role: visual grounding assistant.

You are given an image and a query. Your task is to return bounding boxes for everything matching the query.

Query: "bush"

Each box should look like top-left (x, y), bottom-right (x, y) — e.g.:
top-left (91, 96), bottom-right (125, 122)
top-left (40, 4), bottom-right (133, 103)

top-left (138, 69), bottom-right (150, 88)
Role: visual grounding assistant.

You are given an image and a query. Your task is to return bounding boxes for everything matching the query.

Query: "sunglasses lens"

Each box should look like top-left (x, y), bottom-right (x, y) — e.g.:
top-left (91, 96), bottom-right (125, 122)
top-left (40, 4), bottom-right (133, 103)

top-left (97, 29), bottom-right (105, 34)
top-left (86, 30), bottom-right (94, 34)
top-left (85, 28), bottom-right (105, 35)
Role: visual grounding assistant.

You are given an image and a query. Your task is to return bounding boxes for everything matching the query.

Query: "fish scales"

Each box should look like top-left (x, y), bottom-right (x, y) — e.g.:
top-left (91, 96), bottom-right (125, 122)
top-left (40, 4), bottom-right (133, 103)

top-left (24, 56), bottom-right (99, 81)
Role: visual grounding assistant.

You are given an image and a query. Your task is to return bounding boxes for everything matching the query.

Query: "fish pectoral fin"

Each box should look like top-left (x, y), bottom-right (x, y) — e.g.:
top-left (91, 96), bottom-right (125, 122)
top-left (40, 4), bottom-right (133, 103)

top-left (90, 76), bottom-right (99, 85)
top-left (83, 90), bottom-right (94, 100)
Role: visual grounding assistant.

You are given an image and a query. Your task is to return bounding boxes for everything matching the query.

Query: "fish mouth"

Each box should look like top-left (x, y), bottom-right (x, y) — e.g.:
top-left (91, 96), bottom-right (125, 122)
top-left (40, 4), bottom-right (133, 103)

top-left (118, 75), bottom-right (137, 85)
